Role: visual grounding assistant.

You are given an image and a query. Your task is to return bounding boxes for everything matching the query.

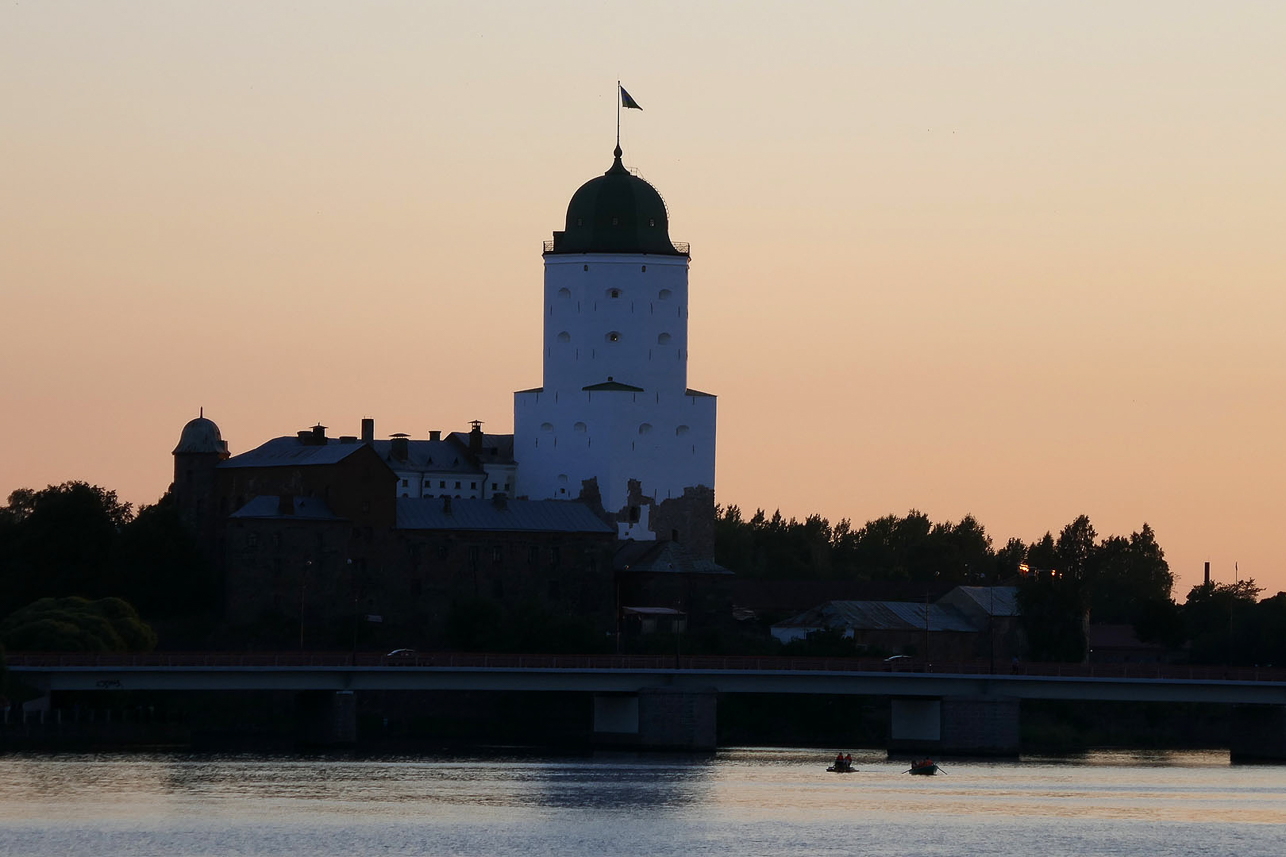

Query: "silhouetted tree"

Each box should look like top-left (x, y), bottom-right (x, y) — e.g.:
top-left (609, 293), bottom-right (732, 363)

top-left (108, 493), bottom-right (217, 619)
top-left (0, 596), bottom-right (156, 652)
top-left (0, 483), bottom-right (133, 614)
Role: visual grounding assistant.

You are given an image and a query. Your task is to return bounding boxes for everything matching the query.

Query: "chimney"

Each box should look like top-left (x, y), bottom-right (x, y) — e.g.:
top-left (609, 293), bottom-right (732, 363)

top-left (277, 494), bottom-right (295, 515)
top-left (429, 430), bottom-right (442, 442)
top-left (390, 434), bottom-right (409, 461)
top-left (361, 418), bottom-right (374, 443)
top-left (311, 424), bottom-right (327, 444)
top-left (1204, 561), bottom-right (1211, 587)
top-left (469, 419), bottom-right (483, 453)
top-left (442, 496), bottom-right (452, 514)
top-left (492, 492), bottom-right (508, 510)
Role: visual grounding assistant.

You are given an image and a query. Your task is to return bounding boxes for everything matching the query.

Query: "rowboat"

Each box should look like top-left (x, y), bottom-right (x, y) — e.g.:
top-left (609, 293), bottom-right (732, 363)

top-left (908, 760), bottom-right (938, 775)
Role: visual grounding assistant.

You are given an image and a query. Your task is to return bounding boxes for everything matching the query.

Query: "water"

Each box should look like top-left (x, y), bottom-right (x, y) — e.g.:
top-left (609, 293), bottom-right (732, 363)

top-left (1, 748), bottom-right (1284, 856)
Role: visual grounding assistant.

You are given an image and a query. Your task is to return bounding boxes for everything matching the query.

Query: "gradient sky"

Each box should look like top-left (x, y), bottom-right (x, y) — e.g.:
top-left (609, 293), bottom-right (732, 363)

top-left (3, 1), bottom-right (1285, 595)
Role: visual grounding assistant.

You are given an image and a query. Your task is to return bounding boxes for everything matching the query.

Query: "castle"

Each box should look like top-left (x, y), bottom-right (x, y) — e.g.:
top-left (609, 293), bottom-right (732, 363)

top-left (171, 144), bottom-right (727, 647)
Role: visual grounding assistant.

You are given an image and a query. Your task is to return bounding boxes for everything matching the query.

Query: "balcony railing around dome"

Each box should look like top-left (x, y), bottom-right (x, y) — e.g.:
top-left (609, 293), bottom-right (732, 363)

top-left (543, 240), bottom-right (690, 256)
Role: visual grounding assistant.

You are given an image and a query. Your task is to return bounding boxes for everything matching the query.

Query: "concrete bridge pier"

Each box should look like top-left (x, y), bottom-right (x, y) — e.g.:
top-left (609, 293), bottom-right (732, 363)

top-left (295, 690), bottom-right (357, 747)
top-left (890, 695), bottom-right (1019, 757)
top-left (593, 688), bottom-right (717, 750)
top-left (1229, 704), bottom-right (1286, 761)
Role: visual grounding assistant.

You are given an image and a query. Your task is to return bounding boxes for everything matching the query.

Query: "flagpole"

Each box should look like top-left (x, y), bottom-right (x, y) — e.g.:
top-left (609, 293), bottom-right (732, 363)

top-left (616, 79), bottom-right (621, 149)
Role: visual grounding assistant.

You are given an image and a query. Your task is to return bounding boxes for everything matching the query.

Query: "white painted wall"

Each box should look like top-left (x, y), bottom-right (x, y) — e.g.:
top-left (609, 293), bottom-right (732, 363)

top-left (515, 250), bottom-right (717, 522)
top-left (542, 254), bottom-right (690, 393)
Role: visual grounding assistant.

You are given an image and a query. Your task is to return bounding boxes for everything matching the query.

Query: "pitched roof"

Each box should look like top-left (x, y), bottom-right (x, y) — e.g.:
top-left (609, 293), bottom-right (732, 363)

top-left (445, 432), bottom-right (515, 464)
top-left (220, 436), bottom-right (369, 469)
top-left (614, 540), bottom-right (732, 575)
top-left (773, 600), bottom-right (980, 634)
top-left (375, 438), bottom-right (482, 474)
top-left (229, 495), bottom-right (343, 521)
top-left (945, 586), bottom-right (1020, 617)
top-left (396, 498), bottom-right (614, 534)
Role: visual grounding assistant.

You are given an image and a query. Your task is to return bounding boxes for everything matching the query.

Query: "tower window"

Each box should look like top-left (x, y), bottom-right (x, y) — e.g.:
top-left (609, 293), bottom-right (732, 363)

top-left (557, 331), bottom-right (571, 343)
top-left (574, 421), bottom-right (587, 433)
top-left (658, 289), bottom-right (672, 301)
top-left (657, 333), bottom-right (671, 344)
top-left (648, 219), bottom-right (655, 227)
top-left (557, 287), bottom-right (571, 299)
top-left (676, 424), bottom-right (690, 436)
top-left (608, 288), bottom-right (621, 299)
top-left (584, 265), bottom-right (589, 272)
top-left (606, 331), bottom-right (621, 343)
top-left (641, 265), bottom-right (647, 272)
top-left (541, 422), bottom-right (554, 433)
top-left (638, 423), bottom-right (653, 435)
top-left (576, 217), bottom-right (583, 227)
top-left (611, 216), bottom-right (619, 226)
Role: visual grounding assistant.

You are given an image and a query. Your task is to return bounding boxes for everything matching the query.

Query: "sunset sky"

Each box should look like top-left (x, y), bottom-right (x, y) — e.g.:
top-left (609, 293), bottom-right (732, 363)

top-left (4, 2), bottom-right (1285, 594)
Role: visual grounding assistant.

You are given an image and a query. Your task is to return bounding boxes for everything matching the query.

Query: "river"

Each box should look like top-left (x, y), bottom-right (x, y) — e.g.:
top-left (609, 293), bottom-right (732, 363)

top-left (1, 748), bottom-right (1283, 856)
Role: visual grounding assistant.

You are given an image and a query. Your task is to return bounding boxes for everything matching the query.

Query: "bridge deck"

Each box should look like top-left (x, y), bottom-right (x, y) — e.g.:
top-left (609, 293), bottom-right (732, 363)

top-left (9, 653), bottom-right (1286, 704)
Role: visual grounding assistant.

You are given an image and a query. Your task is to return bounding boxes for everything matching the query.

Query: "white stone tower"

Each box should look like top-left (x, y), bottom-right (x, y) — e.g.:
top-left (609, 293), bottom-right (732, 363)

top-left (514, 145), bottom-right (716, 552)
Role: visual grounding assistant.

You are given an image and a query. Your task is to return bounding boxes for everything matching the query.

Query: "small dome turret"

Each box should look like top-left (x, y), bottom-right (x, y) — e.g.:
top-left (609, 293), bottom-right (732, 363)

top-left (173, 412), bottom-right (228, 455)
top-left (547, 147), bottom-right (686, 256)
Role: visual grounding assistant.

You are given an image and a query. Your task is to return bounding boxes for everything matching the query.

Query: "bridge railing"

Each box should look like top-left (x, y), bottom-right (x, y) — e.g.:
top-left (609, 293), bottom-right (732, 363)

top-left (6, 651), bottom-right (1286, 682)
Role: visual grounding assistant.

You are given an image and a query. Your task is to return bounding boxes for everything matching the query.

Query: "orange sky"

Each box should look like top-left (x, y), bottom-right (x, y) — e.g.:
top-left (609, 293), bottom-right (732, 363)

top-left (3, 2), bottom-right (1285, 595)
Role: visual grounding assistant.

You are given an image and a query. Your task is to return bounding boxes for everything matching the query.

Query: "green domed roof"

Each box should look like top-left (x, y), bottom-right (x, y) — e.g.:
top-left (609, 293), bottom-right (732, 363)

top-left (173, 414), bottom-right (228, 455)
top-left (546, 147), bottom-right (687, 256)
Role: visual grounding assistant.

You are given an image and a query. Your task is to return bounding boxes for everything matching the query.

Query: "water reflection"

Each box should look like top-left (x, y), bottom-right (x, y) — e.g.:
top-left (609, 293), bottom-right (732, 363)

top-left (1, 749), bottom-right (1285, 857)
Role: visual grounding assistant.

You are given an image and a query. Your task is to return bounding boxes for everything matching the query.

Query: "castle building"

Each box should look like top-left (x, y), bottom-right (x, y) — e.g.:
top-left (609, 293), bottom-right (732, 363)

top-left (513, 145), bottom-right (717, 553)
top-left (168, 139), bottom-right (727, 646)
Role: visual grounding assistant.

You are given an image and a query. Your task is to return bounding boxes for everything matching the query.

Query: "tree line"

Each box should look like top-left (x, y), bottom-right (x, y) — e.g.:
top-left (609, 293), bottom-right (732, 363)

top-left (715, 505), bottom-right (1286, 665)
top-left (0, 482), bottom-right (217, 652)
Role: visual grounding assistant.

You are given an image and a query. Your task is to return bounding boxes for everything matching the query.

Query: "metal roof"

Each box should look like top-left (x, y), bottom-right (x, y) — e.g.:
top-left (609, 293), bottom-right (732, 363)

top-left (445, 432), bottom-right (516, 464)
top-left (220, 437), bottom-right (367, 469)
top-left (229, 495), bottom-right (342, 521)
top-left (614, 540), bottom-right (732, 575)
top-left (396, 498), bottom-right (614, 534)
top-left (376, 439), bottom-right (482, 474)
top-left (948, 586), bottom-right (1020, 617)
top-left (774, 600), bottom-right (980, 634)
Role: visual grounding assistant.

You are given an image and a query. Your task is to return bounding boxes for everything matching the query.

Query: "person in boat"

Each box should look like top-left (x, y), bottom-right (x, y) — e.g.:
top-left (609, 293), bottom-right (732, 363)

top-left (834, 752), bottom-right (845, 770)
top-left (844, 754), bottom-right (852, 769)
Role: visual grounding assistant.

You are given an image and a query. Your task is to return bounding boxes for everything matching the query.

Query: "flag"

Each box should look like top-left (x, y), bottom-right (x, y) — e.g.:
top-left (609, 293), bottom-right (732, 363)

top-left (620, 86), bottom-right (642, 110)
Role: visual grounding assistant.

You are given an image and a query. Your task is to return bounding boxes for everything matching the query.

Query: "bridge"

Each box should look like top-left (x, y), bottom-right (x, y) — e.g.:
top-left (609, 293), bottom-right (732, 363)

top-left (9, 653), bottom-right (1286, 758)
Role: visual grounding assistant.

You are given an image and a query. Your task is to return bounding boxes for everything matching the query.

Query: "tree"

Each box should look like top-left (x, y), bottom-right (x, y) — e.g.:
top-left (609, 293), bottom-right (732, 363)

top-left (1018, 575), bottom-right (1088, 662)
top-left (0, 483), bottom-right (134, 615)
top-left (995, 538), bottom-right (1028, 580)
top-left (108, 493), bottom-right (218, 619)
top-left (1090, 524), bottom-right (1173, 625)
top-left (0, 596), bottom-right (156, 652)
top-left (1056, 515), bottom-right (1098, 583)
top-left (1183, 579), bottom-right (1262, 664)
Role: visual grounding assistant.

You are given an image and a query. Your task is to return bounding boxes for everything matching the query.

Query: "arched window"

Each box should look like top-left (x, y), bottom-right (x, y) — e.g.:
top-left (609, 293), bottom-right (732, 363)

top-left (676, 425), bottom-right (690, 436)
top-left (657, 332), bottom-right (671, 344)
top-left (658, 289), bottom-right (672, 301)
top-left (557, 331), bottom-right (571, 343)
top-left (573, 422), bottom-right (587, 433)
top-left (540, 422), bottom-right (554, 433)
top-left (557, 287), bottom-right (571, 299)
top-left (638, 423), bottom-right (653, 435)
